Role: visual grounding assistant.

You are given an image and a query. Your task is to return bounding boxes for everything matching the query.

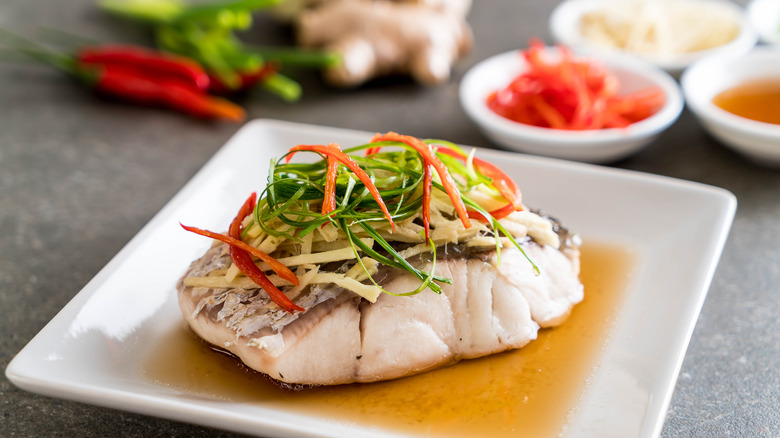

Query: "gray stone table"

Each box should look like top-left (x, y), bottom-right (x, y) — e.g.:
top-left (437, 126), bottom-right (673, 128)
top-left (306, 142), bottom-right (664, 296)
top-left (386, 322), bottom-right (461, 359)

top-left (1, 1), bottom-right (778, 437)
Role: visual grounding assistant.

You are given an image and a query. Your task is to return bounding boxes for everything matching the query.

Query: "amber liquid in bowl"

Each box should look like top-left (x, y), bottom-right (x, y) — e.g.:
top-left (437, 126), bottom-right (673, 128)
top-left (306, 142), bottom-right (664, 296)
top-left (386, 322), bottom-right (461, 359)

top-left (712, 78), bottom-right (780, 125)
top-left (143, 242), bottom-right (635, 437)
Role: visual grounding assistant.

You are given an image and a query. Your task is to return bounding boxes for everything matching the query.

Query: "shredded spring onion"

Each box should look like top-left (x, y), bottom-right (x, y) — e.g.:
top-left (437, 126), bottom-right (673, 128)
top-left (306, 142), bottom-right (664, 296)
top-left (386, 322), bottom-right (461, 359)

top-left (185, 134), bottom-right (552, 307)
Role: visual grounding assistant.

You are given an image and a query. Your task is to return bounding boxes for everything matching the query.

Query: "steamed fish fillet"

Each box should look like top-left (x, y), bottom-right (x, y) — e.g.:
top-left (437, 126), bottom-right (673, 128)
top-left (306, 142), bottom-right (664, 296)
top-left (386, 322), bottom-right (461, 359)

top-left (177, 239), bottom-right (583, 386)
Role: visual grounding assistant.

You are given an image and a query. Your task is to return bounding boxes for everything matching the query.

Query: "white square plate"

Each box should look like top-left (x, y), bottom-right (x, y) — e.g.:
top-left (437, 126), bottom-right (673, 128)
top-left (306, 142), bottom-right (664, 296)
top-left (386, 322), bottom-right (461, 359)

top-left (6, 119), bottom-right (736, 438)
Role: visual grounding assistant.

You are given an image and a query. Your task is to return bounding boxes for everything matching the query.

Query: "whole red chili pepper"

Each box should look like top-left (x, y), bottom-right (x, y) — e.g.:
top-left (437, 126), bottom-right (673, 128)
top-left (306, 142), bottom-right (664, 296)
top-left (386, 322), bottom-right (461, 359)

top-left (91, 64), bottom-right (245, 121)
top-left (77, 44), bottom-right (210, 92)
top-left (6, 34), bottom-right (244, 122)
top-left (159, 79), bottom-right (246, 121)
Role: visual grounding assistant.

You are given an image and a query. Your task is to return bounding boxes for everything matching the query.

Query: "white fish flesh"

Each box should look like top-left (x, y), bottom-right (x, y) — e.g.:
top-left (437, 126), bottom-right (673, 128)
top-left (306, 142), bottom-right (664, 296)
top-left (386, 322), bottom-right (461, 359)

top-left (177, 221), bottom-right (583, 387)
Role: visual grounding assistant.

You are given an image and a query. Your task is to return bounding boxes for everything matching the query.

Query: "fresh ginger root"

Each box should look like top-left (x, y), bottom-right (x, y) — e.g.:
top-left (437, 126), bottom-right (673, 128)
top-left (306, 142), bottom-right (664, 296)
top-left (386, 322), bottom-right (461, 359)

top-left (293, 0), bottom-right (473, 87)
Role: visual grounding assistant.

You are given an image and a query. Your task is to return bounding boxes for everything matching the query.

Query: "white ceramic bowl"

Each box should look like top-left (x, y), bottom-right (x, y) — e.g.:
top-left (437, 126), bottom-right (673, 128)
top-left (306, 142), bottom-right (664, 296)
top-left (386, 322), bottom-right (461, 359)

top-left (459, 49), bottom-right (684, 163)
top-left (747, 0), bottom-right (780, 45)
top-left (550, 0), bottom-right (758, 75)
top-left (681, 47), bottom-right (780, 167)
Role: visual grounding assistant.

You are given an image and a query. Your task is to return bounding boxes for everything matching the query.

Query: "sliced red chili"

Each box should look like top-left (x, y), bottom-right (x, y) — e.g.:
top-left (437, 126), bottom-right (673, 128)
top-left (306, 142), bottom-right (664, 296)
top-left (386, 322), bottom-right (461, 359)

top-left (370, 132), bottom-right (471, 229)
top-left (180, 223), bottom-right (299, 286)
top-left (288, 143), bottom-right (396, 232)
top-left (321, 156), bottom-right (339, 216)
top-left (229, 248), bottom-right (304, 313)
top-left (364, 146), bottom-right (382, 156)
top-left (227, 193), bottom-right (304, 313)
top-left (436, 147), bottom-right (523, 210)
top-left (229, 192), bottom-right (258, 238)
top-left (487, 41), bottom-right (664, 130)
top-left (467, 203), bottom-right (515, 222)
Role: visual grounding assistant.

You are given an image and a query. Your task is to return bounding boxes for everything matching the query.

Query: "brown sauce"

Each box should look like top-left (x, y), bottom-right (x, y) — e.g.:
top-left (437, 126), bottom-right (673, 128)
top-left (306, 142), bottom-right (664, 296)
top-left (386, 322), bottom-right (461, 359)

top-left (712, 78), bottom-right (780, 125)
top-left (142, 241), bottom-right (635, 436)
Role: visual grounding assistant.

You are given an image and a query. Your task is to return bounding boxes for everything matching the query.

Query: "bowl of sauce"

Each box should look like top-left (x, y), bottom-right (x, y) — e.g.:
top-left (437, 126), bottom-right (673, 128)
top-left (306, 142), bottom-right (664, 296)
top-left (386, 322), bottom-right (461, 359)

top-left (682, 47), bottom-right (780, 166)
top-left (713, 79), bottom-right (780, 125)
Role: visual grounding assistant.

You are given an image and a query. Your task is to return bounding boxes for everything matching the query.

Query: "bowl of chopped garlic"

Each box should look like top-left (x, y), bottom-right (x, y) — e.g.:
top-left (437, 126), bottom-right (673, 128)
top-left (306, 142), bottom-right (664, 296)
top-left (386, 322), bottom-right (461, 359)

top-left (682, 47), bottom-right (780, 167)
top-left (459, 44), bottom-right (683, 163)
top-left (747, 0), bottom-right (780, 45)
top-left (550, 0), bottom-right (758, 75)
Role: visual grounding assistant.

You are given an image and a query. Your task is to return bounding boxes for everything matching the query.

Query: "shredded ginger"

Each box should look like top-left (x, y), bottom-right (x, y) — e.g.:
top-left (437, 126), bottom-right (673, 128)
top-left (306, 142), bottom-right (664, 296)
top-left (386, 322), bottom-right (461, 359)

top-left (183, 191), bottom-right (559, 303)
top-left (580, 0), bottom-right (741, 57)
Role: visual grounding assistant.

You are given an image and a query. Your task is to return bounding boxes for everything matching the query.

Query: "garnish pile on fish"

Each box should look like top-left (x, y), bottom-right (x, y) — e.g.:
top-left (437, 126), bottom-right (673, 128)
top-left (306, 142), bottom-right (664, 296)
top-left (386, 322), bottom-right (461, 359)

top-left (177, 133), bottom-right (583, 387)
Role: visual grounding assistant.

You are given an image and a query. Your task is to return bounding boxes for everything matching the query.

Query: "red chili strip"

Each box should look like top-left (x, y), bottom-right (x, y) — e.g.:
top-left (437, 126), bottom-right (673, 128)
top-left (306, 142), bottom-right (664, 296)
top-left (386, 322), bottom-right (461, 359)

top-left (364, 146), bottom-right (382, 156)
top-left (467, 203), bottom-right (515, 222)
top-left (288, 143), bottom-right (396, 232)
top-left (180, 224), bottom-right (298, 286)
top-left (77, 44), bottom-right (210, 91)
top-left (530, 94), bottom-right (567, 129)
top-left (436, 147), bottom-right (523, 210)
top-left (370, 132), bottom-right (471, 229)
top-left (321, 156), bottom-right (339, 215)
top-left (229, 248), bottom-right (304, 313)
top-left (228, 193), bottom-right (304, 313)
top-left (229, 192), bottom-right (257, 238)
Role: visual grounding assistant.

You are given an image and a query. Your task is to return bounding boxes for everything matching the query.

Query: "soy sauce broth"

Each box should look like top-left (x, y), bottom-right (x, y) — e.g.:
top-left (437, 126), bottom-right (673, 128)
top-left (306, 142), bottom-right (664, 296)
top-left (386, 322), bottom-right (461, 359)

top-left (712, 78), bottom-right (780, 125)
top-left (142, 242), bottom-right (635, 437)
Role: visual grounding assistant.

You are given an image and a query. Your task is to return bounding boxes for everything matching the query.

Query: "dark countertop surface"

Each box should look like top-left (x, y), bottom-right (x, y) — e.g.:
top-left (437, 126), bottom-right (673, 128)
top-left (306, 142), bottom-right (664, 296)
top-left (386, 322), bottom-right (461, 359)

top-left (1, 1), bottom-right (778, 437)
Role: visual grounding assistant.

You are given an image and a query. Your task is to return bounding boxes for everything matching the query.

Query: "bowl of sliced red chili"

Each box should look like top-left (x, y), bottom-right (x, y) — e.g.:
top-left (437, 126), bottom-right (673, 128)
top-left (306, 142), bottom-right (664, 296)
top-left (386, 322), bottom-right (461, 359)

top-left (460, 42), bottom-right (683, 163)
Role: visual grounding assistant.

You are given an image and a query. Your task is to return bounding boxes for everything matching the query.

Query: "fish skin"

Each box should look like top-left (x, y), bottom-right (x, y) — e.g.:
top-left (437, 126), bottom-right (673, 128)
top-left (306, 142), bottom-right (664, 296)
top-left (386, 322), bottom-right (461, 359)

top-left (177, 239), bottom-right (582, 386)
